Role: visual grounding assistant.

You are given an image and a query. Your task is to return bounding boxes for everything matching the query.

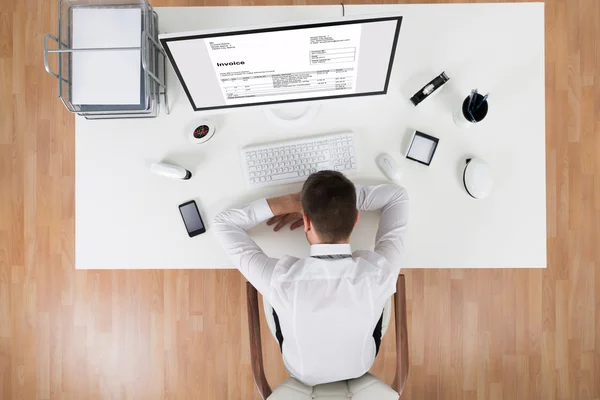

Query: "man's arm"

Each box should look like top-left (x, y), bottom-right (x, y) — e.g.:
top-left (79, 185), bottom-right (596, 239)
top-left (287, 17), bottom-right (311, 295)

top-left (355, 184), bottom-right (409, 274)
top-left (212, 194), bottom-right (301, 295)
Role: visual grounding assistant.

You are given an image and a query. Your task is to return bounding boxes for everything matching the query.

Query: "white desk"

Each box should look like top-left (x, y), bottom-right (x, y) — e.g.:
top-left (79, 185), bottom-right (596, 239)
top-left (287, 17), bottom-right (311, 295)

top-left (75, 3), bottom-right (546, 269)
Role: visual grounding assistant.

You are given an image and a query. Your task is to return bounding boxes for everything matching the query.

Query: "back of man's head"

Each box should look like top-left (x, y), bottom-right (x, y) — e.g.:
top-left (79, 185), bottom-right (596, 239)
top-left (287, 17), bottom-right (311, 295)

top-left (300, 170), bottom-right (358, 243)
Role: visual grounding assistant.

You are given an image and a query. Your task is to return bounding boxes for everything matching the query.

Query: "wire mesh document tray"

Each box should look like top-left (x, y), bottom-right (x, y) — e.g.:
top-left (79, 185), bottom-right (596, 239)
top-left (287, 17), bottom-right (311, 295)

top-left (44, 0), bottom-right (169, 119)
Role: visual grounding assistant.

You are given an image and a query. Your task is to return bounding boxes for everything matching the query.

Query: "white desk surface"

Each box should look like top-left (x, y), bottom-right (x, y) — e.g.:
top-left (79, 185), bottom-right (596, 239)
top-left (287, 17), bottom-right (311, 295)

top-left (75, 3), bottom-right (546, 269)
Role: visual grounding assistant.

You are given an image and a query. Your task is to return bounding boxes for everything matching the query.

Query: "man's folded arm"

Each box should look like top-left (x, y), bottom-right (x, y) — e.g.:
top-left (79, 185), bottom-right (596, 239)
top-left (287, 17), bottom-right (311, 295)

top-left (213, 199), bottom-right (279, 296)
top-left (355, 184), bottom-right (409, 275)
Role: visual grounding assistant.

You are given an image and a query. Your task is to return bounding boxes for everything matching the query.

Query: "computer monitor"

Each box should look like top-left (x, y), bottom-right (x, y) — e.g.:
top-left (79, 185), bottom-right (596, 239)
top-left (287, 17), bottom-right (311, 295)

top-left (159, 16), bottom-right (403, 112)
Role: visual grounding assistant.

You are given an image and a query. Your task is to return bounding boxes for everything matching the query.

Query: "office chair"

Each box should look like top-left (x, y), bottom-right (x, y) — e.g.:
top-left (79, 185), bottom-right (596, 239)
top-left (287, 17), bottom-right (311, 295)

top-left (246, 274), bottom-right (409, 399)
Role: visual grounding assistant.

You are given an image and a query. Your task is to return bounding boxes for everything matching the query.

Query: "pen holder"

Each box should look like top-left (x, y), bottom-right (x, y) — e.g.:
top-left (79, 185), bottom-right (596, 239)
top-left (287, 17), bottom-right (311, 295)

top-left (453, 93), bottom-right (489, 128)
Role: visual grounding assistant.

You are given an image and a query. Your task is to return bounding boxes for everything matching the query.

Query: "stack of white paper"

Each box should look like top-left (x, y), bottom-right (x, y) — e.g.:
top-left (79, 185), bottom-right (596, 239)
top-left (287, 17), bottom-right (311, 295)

top-left (408, 134), bottom-right (437, 164)
top-left (72, 8), bottom-right (142, 105)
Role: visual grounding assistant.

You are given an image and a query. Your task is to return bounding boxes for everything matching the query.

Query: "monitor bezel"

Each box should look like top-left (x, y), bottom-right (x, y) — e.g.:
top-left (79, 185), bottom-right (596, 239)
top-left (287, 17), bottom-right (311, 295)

top-left (160, 16), bottom-right (403, 112)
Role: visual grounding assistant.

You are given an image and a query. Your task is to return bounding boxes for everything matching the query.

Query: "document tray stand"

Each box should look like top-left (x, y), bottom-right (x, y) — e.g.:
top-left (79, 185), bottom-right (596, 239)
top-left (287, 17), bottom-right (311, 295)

top-left (43, 0), bottom-right (169, 119)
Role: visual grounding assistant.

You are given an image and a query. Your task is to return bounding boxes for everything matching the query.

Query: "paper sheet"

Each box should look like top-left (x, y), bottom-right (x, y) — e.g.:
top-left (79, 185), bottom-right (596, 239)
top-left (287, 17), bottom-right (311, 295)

top-left (71, 8), bottom-right (142, 105)
top-left (408, 135), bottom-right (437, 164)
top-left (203, 24), bottom-right (362, 106)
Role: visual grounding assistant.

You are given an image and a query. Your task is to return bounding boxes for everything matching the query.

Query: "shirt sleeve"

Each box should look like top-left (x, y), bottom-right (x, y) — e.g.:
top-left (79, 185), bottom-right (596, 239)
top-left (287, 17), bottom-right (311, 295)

top-left (212, 198), bottom-right (279, 296)
top-left (355, 184), bottom-right (409, 275)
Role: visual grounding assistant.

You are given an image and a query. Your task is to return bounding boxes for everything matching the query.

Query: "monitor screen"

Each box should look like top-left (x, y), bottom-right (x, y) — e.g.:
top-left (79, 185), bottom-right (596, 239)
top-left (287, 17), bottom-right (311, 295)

top-left (160, 17), bottom-right (402, 111)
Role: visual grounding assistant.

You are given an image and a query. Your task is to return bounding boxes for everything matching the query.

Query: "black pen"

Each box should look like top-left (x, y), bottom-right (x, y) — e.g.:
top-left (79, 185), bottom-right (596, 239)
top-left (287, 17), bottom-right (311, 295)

top-left (467, 89), bottom-right (475, 111)
top-left (467, 89), bottom-right (477, 122)
top-left (472, 92), bottom-right (489, 113)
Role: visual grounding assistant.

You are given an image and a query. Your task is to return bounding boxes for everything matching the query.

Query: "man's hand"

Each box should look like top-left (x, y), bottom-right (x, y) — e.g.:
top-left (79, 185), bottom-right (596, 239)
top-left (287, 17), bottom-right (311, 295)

top-left (267, 213), bottom-right (304, 231)
top-left (266, 193), bottom-right (304, 231)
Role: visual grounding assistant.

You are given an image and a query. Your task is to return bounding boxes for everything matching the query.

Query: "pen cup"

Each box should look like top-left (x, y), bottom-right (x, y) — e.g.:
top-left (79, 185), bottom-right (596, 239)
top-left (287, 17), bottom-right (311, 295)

top-left (453, 93), bottom-right (489, 128)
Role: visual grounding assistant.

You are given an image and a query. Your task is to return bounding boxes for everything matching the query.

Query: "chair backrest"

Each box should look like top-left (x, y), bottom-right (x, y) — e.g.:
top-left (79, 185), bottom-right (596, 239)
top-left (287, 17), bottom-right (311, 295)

top-left (268, 373), bottom-right (399, 400)
top-left (246, 274), bottom-right (409, 400)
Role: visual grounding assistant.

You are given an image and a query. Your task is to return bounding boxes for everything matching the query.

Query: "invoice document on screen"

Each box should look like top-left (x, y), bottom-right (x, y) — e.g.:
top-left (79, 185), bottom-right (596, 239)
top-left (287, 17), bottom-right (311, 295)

top-left (204, 24), bottom-right (362, 105)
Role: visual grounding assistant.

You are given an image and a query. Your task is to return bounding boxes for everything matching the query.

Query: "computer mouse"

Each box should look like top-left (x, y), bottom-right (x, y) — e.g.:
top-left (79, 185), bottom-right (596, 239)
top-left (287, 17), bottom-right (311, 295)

top-left (376, 153), bottom-right (402, 181)
top-left (463, 158), bottom-right (493, 199)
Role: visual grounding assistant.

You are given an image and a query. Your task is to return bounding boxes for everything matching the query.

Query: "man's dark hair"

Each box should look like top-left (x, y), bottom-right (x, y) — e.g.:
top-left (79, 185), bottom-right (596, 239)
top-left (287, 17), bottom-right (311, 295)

top-left (300, 170), bottom-right (357, 243)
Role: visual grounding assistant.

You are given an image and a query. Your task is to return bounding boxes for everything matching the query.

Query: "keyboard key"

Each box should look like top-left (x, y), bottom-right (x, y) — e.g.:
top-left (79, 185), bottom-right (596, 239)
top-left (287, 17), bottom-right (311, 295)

top-left (272, 171), bottom-right (299, 180)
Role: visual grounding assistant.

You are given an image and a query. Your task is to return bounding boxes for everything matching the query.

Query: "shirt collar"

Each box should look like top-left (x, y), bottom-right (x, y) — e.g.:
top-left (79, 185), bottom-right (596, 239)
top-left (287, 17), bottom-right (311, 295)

top-left (310, 244), bottom-right (352, 257)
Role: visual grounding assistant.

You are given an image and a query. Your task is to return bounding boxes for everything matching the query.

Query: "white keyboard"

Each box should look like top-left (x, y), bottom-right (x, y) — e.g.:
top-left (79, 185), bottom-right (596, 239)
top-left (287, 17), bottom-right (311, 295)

top-left (241, 131), bottom-right (358, 187)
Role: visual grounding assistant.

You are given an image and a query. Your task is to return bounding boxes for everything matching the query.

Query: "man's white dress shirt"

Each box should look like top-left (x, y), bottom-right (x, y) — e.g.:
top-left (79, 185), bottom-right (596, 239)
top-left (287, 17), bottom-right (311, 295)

top-left (213, 184), bottom-right (409, 386)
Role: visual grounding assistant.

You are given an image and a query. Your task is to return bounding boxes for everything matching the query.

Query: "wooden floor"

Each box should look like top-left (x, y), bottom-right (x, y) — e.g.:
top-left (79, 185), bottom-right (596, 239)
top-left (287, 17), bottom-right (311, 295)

top-left (0, 0), bottom-right (599, 398)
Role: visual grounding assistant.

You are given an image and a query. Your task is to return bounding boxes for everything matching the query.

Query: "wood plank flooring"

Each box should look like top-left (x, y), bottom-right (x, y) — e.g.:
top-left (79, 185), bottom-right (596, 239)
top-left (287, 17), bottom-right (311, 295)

top-left (0, 0), bottom-right (599, 398)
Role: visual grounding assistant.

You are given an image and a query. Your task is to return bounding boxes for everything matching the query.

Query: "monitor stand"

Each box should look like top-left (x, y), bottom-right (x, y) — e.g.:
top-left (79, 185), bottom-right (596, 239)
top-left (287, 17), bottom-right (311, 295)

top-left (262, 103), bottom-right (321, 129)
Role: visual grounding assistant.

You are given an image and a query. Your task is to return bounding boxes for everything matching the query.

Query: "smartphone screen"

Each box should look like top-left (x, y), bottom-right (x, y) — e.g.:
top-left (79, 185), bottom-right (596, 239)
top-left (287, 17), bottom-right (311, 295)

top-left (179, 200), bottom-right (206, 237)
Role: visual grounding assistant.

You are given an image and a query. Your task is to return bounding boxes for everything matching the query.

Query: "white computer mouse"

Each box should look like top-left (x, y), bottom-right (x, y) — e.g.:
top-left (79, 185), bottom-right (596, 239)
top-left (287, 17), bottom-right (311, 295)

top-left (376, 153), bottom-right (402, 181)
top-left (463, 158), bottom-right (493, 199)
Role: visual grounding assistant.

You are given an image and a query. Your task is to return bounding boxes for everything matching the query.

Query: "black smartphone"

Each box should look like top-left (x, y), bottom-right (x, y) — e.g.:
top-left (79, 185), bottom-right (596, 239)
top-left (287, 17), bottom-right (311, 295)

top-left (178, 200), bottom-right (206, 237)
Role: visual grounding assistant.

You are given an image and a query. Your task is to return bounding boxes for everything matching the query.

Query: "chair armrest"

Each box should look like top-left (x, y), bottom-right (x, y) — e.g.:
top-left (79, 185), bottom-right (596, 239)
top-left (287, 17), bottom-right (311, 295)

top-left (393, 274), bottom-right (409, 396)
top-left (246, 282), bottom-right (273, 399)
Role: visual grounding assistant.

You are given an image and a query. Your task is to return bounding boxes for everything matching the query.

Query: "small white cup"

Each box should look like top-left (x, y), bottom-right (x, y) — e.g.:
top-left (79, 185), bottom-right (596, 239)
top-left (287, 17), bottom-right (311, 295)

top-left (453, 94), bottom-right (489, 128)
